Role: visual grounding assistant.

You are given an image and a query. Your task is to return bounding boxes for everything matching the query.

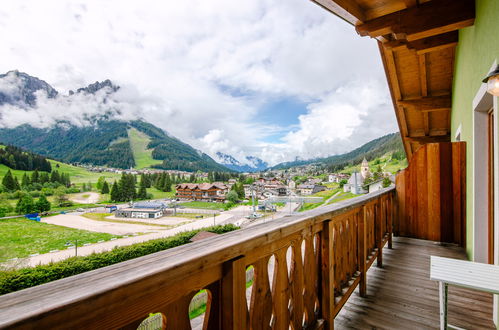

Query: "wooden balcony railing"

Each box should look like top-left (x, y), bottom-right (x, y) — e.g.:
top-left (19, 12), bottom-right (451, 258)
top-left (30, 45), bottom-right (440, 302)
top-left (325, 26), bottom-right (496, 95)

top-left (0, 187), bottom-right (394, 329)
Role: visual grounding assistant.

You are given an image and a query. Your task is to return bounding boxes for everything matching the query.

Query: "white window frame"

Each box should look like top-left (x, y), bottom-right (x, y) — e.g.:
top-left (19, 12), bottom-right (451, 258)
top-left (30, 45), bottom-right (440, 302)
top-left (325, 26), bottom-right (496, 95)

top-left (472, 60), bottom-right (499, 325)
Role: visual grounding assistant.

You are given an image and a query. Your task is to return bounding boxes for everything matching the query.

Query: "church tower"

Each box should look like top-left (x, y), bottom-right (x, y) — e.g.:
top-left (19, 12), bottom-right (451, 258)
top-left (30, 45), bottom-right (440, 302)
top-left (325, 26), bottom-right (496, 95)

top-left (360, 158), bottom-right (370, 179)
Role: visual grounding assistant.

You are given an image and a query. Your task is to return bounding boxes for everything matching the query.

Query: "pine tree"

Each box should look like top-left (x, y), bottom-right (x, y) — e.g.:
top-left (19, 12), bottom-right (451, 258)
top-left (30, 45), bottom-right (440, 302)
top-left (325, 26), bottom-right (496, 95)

top-left (137, 185), bottom-right (147, 200)
top-left (50, 170), bottom-right (60, 183)
top-left (31, 170), bottom-right (39, 184)
top-left (101, 181), bottom-right (110, 194)
top-left (35, 194), bottom-right (51, 212)
top-left (14, 176), bottom-right (20, 191)
top-left (156, 173), bottom-right (166, 191)
top-left (236, 183), bottom-right (245, 199)
top-left (2, 170), bottom-right (17, 192)
top-left (164, 174), bottom-right (172, 192)
top-left (118, 174), bottom-right (136, 201)
top-left (39, 172), bottom-right (49, 184)
top-left (110, 181), bottom-right (120, 202)
top-left (16, 194), bottom-right (35, 214)
top-left (21, 173), bottom-right (30, 188)
top-left (96, 176), bottom-right (106, 190)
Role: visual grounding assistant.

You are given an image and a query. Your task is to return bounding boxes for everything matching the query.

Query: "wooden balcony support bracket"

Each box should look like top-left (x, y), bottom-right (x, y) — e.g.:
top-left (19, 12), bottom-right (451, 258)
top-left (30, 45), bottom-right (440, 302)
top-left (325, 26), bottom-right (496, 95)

top-left (356, 0), bottom-right (475, 42)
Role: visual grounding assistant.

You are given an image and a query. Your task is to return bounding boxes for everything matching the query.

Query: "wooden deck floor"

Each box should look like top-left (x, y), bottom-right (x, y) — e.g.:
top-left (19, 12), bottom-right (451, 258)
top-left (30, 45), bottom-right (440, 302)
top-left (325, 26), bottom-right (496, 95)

top-left (335, 237), bottom-right (496, 329)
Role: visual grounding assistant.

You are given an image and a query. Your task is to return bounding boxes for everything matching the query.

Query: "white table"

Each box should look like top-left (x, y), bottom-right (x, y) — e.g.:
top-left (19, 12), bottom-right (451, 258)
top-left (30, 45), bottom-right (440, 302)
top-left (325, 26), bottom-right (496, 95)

top-left (430, 256), bottom-right (499, 330)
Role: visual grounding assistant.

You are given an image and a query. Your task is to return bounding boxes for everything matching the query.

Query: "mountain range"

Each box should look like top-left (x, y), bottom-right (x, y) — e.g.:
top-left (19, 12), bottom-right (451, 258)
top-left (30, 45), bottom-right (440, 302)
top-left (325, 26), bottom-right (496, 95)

top-left (270, 132), bottom-right (405, 171)
top-left (215, 152), bottom-right (268, 173)
top-left (0, 71), bottom-right (230, 172)
top-left (0, 70), bottom-right (404, 173)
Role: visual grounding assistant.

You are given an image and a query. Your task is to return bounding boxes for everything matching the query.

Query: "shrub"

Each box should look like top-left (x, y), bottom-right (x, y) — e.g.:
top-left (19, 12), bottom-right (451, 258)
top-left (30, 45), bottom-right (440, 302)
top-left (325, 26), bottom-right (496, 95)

top-left (29, 191), bottom-right (41, 198)
top-left (0, 224), bottom-right (238, 295)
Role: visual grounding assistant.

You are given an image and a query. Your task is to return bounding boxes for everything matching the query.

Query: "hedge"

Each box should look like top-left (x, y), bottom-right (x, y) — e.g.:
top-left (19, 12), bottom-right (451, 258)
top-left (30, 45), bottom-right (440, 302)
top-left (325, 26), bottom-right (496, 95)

top-left (0, 224), bottom-right (238, 295)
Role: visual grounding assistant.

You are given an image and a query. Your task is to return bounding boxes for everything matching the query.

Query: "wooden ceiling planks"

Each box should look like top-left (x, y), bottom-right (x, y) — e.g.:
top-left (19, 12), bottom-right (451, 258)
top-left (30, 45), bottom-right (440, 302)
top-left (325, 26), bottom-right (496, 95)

top-left (310, 0), bottom-right (475, 159)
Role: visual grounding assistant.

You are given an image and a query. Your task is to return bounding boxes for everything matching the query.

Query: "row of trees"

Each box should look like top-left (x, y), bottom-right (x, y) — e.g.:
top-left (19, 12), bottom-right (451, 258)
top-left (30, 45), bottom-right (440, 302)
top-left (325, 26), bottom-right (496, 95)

top-left (207, 171), bottom-right (245, 183)
top-left (109, 173), bottom-right (149, 202)
top-left (2, 169), bottom-right (71, 193)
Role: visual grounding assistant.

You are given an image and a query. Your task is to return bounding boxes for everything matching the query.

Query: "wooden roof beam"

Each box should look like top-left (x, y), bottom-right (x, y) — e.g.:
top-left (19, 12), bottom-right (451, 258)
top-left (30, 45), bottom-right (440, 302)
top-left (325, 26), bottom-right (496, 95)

top-left (356, 0), bottom-right (475, 41)
top-left (312, 0), bottom-right (366, 26)
top-left (383, 31), bottom-right (459, 54)
top-left (399, 95), bottom-right (451, 112)
top-left (411, 31), bottom-right (459, 54)
top-left (406, 135), bottom-right (450, 143)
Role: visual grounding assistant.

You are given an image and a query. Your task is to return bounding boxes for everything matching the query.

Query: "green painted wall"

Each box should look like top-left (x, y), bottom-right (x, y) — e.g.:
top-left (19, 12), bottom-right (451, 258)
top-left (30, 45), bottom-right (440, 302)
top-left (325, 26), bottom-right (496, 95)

top-left (451, 0), bottom-right (499, 326)
top-left (451, 0), bottom-right (499, 258)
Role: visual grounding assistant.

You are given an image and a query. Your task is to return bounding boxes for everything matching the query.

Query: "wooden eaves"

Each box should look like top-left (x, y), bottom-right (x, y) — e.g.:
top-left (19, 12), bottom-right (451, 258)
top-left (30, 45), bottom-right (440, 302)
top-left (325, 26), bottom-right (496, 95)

top-left (311, 0), bottom-right (475, 159)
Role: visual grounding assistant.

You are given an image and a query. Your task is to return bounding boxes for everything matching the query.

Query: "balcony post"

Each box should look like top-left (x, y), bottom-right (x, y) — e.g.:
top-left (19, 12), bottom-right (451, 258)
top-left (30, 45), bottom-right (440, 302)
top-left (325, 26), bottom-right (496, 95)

top-left (376, 200), bottom-right (383, 268)
top-left (358, 205), bottom-right (367, 297)
top-left (221, 256), bottom-right (247, 330)
top-left (388, 192), bottom-right (393, 249)
top-left (321, 220), bottom-right (335, 329)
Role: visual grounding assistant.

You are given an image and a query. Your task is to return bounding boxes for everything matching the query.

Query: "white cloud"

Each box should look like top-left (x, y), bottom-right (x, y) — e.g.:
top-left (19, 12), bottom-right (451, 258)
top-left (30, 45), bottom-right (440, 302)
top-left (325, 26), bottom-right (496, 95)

top-left (0, 0), bottom-right (397, 166)
top-left (259, 79), bottom-right (398, 165)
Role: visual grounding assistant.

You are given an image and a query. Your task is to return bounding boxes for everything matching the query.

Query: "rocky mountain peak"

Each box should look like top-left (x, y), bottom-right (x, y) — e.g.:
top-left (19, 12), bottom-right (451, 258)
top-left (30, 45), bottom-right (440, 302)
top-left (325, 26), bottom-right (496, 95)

top-left (72, 79), bottom-right (120, 95)
top-left (0, 70), bottom-right (58, 106)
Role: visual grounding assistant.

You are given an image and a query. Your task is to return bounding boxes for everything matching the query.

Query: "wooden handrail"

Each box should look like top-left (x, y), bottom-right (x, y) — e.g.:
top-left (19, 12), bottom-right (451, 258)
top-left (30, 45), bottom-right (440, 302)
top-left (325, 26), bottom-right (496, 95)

top-left (0, 187), bottom-right (395, 330)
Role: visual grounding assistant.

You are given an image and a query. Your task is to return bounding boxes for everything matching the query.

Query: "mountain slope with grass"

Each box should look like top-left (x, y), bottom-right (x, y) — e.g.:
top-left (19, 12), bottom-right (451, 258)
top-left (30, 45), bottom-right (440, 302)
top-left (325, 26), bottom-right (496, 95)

top-left (271, 133), bottom-right (406, 171)
top-left (0, 71), bottom-right (231, 172)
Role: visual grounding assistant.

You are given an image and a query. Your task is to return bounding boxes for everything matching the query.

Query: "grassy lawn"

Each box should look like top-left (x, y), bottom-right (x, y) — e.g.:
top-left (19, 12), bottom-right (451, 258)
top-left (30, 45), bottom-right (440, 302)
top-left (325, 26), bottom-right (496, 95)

top-left (0, 218), bottom-right (120, 261)
top-left (148, 187), bottom-right (176, 199)
top-left (312, 188), bottom-right (340, 200)
top-left (181, 201), bottom-right (227, 210)
top-left (298, 187), bottom-right (341, 212)
top-left (384, 158), bottom-right (407, 173)
top-left (128, 128), bottom-right (163, 169)
top-left (298, 202), bottom-right (321, 212)
top-left (81, 213), bottom-right (173, 228)
top-left (327, 191), bottom-right (358, 204)
top-left (339, 153), bottom-right (407, 175)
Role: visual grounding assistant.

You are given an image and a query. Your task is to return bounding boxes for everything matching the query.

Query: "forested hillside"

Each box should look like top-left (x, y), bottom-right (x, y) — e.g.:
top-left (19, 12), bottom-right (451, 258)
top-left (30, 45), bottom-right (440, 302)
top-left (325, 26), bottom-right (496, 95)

top-left (0, 71), bottom-right (231, 172)
top-left (271, 133), bottom-right (406, 171)
top-left (0, 145), bottom-right (52, 172)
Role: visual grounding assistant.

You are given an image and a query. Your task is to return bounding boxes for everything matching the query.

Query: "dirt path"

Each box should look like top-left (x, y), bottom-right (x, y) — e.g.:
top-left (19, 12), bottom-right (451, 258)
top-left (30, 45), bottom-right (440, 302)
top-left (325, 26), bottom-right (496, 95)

top-left (42, 213), bottom-right (162, 235)
top-left (69, 192), bottom-right (101, 204)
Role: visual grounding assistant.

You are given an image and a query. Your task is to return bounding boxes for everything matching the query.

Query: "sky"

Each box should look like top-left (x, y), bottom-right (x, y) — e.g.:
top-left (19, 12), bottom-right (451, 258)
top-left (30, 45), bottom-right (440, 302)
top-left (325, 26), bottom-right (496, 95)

top-left (0, 0), bottom-right (398, 166)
